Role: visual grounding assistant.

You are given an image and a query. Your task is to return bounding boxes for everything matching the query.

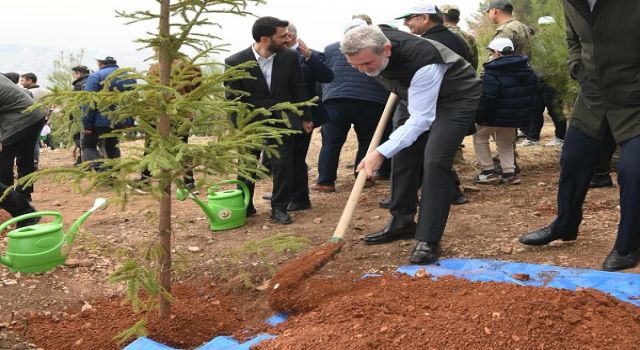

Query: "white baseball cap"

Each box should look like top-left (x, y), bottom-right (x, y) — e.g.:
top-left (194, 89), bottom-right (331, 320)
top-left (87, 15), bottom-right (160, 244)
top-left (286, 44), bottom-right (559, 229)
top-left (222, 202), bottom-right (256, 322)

top-left (487, 37), bottom-right (514, 53)
top-left (95, 50), bottom-right (116, 61)
top-left (395, 3), bottom-right (438, 19)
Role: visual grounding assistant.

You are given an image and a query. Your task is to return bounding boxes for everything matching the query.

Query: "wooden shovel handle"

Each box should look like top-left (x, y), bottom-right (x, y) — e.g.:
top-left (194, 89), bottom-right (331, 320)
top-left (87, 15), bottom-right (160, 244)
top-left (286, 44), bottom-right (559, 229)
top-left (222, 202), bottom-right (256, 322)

top-left (331, 93), bottom-right (398, 240)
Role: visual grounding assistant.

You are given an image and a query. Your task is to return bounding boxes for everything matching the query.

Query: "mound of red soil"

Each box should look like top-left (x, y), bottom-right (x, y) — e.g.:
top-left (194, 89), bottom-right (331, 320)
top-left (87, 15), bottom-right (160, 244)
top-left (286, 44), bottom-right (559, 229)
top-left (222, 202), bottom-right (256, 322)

top-left (21, 282), bottom-right (269, 350)
top-left (257, 274), bottom-right (640, 350)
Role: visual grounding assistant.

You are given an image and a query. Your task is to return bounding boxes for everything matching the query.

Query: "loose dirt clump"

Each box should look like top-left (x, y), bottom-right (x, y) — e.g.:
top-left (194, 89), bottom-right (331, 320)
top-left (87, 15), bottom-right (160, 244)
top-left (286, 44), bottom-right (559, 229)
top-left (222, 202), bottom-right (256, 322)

top-left (268, 242), bottom-right (343, 313)
top-left (257, 274), bottom-right (640, 350)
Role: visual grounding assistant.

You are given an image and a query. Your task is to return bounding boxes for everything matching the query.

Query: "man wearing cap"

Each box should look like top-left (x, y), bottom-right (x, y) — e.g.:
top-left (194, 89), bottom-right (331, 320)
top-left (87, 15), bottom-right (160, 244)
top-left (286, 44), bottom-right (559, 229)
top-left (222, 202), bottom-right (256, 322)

top-left (368, 3), bottom-right (470, 242)
top-left (441, 4), bottom-right (479, 70)
top-left (343, 25), bottom-right (481, 264)
top-left (486, 0), bottom-right (531, 58)
top-left (519, 0), bottom-right (640, 271)
top-left (82, 51), bottom-right (135, 171)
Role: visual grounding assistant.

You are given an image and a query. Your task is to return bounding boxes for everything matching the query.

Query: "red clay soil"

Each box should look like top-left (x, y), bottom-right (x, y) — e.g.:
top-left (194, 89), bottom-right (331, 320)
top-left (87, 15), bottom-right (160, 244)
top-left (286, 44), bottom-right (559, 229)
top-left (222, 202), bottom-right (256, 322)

top-left (268, 242), bottom-right (344, 313)
top-left (19, 281), bottom-right (270, 350)
top-left (257, 273), bottom-right (640, 350)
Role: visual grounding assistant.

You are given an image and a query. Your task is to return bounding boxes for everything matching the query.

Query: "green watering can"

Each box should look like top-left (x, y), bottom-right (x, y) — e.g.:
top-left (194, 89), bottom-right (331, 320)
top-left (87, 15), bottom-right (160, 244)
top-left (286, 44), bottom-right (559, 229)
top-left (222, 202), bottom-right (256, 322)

top-left (0, 198), bottom-right (107, 274)
top-left (176, 180), bottom-right (250, 231)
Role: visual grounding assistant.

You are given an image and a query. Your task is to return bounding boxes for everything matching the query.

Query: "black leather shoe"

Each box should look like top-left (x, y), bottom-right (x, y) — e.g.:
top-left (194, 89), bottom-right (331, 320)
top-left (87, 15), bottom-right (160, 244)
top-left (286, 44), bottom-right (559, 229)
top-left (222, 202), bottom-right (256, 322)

top-left (262, 192), bottom-right (273, 201)
top-left (451, 187), bottom-right (469, 205)
top-left (518, 226), bottom-right (576, 246)
top-left (589, 175), bottom-right (614, 188)
top-left (363, 222), bottom-right (416, 245)
top-left (271, 208), bottom-right (292, 225)
top-left (287, 201), bottom-right (311, 212)
top-left (247, 205), bottom-right (257, 217)
top-left (602, 249), bottom-right (640, 271)
top-left (409, 241), bottom-right (441, 265)
top-left (378, 197), bottom-right (390, 209)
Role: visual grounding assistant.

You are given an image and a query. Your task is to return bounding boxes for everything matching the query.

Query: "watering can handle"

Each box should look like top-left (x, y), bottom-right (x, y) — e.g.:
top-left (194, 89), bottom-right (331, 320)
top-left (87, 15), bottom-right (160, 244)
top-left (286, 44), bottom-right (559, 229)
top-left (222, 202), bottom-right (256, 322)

top-left (212, 180), bottom-right (251, 208)
top-left (0, 211), bottom-right (63, 233)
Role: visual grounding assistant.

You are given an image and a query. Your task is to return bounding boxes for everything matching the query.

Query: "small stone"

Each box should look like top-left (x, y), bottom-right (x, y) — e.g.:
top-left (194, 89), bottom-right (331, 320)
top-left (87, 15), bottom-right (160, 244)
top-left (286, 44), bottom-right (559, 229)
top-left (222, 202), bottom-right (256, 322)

top-left (415, 268), bottom-right (431, 278)
top-left (313, 218), bottom-right (323, 224)
top-left (512, 273), bottom-right (530, 281)
top-left (188, 246), bottom-right (202, 253)
top-left (81, 302), bottom-right (93, 313)
top-left (255, 280), bottom-right (270, 291)
top-left (500, 246), bottom-right (513, 254)
top-left (484, 327), bottom-right (492, 335)
top-left (272, 283), bottom-right (280, 290)
top-left (511, 334), bottom-right (521, 341)
top-left (262, 225), bottom-right (270, 230)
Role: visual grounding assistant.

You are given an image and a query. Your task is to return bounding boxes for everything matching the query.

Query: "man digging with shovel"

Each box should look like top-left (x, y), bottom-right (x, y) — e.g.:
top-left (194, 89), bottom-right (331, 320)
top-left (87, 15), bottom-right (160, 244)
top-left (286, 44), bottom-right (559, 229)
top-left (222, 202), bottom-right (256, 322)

top-left (346, 24), bottom-right (481, 264)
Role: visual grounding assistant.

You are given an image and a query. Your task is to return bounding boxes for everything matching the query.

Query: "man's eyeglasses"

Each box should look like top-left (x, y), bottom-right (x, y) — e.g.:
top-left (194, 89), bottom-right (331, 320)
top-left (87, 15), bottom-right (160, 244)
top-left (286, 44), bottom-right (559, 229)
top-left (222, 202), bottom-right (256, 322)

top-left (404, 14), bottom-right (424, 21)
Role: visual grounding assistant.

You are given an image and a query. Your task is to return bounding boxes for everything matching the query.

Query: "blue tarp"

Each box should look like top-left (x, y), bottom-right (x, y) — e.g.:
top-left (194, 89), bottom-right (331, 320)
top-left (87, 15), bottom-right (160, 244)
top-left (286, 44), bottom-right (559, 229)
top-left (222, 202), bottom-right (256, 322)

top-left (124, 258), bottom-right (640, 349)
top-left (397, 258), bottom-right (640, 306)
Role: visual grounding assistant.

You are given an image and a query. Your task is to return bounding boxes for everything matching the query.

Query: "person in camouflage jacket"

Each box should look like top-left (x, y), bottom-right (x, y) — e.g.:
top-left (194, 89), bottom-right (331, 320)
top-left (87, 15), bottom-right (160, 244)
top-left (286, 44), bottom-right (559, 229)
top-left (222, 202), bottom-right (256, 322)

top-left (486, 0), bottom-right (532, 58)
top-left (440, 4), bottom-right (479, 71)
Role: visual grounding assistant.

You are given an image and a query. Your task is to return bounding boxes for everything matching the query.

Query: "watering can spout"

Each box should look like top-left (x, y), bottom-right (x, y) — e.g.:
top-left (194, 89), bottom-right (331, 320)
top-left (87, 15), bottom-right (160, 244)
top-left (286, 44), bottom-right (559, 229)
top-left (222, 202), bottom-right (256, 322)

top-left (176, 189), bottom-right (218, 222)
top-left (0, 255), bottom-right (12, 268)
top-left (65, 198), bottom-right (107, 245)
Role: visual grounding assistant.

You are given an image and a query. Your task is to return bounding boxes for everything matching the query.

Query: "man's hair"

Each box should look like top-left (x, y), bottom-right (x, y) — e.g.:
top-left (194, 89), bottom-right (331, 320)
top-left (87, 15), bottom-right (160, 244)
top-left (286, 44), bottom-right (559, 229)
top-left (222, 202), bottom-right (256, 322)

top-left (71, 65), bottom-right (90, 75)
top-left (287, 23), bottom-right (298, 40)
top-left (252, 16), bottom-right (289, 42)
top-left (443, 9), bottom-right (461, 23)
top-left (2, 72), bottom-right (20, 84)
top-left (428, 12), bottom-right (443, 24)
top-left (352, 14), bottom-right (372, 25)
top-left (340, 25), bottom-right (390, 56)
top-left (20, 72), bottom-right (37, 83)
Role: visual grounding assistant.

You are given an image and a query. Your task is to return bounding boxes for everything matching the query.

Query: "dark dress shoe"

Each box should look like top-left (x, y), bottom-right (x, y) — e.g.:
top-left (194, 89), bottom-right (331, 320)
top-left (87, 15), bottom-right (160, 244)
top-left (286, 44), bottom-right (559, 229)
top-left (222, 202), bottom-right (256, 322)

top-left (409, 241), bottom-right (441, 265)
top-left (518, 226), bottom-right (576, 246)
top-left (379, 197), bottom-right (390, 209)
top-left (451, 187), bottom-right (469, 205)
top-left (363, 222), bottom-right (416, 245)
top-left (589, 175), bottom-right (614, 188)
top-left (602, 249), bottom-right (640, 271)
top-left (287, 201), bottom-right (311, 212)
top-left (271, 208), bottom-right (292, 225)
top-left (262, 192), bottom-right (272, 201)
top-left (247, 205), bottom-right (257, 217)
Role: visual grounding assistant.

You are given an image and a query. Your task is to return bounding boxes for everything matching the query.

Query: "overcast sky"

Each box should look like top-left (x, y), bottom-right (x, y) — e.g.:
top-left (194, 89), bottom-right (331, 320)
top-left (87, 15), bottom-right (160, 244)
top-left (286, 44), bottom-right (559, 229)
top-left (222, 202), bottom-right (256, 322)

top-left (1, 0), bottom-right (480, 87)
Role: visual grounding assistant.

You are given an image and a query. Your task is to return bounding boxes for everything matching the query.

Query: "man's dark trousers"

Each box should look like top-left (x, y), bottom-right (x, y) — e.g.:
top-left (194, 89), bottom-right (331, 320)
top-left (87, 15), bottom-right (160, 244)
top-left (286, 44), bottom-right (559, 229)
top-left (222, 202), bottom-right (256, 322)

top-left (551, 126), bottom-right (640, 253)
top-left (240, 135), bottom-right (294, 211)
top-left (290, 131), bottom-right (311, 205)
top-left (389, 101), bottom-right (466, 230)
top-left (0, 119), bottom-right (44, 197)
top-left (415, 99), bottom-right (477, 243)
top-left (317, 98), bottom-right (388, 186)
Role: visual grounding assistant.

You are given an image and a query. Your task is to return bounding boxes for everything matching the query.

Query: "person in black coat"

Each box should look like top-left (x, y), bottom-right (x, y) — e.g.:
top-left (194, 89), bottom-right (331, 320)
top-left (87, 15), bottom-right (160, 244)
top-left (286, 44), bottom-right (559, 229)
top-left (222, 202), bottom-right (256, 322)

top-left (283, 23), bottom-right (334, 211)
top-left (225, 16), bottom-right (312, 225)
top-left (473, 38), bottom-right (537, 184)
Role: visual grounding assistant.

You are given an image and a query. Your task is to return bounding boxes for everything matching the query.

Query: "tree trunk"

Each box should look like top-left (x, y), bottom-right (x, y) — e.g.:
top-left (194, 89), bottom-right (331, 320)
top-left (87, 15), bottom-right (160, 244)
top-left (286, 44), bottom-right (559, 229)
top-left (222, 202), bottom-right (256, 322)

top-left (158, 0), bottom-right (173, 319)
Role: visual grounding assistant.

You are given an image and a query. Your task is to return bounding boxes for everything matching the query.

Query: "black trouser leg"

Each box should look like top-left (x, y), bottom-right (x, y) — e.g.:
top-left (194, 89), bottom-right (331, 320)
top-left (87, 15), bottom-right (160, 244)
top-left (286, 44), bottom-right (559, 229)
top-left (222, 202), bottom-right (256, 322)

top-left (551, 126), bottom-right (615, 236)
top-left (415, 100), bottom-right (477, 243)
top-left (290, 132), bottom-right (311, 204)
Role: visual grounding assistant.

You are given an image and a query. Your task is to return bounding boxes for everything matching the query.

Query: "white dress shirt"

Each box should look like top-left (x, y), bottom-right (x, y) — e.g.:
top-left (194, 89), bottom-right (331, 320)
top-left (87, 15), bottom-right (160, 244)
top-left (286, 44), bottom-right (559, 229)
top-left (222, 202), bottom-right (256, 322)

top-left (587, 0), bottom-right (597, 11)
top-left (376, 63), bottom-right (448, 158)
top-left (252, 44), bottom-right (276, 90)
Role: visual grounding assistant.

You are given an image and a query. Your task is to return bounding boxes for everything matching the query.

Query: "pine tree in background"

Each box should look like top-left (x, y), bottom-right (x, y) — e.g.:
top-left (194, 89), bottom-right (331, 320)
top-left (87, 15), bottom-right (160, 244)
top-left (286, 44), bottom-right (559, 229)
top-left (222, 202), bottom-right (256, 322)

top-left (24, 0), bottom-right (312, 330)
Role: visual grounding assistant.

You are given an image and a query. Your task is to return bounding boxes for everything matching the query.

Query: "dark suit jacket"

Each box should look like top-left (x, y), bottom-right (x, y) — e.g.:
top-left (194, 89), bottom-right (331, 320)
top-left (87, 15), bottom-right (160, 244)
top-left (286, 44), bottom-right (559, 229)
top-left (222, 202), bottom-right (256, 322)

top-left (296, 48), bottom-right (334, 126)
top-left (225, 46), bottom-right (310, 130)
